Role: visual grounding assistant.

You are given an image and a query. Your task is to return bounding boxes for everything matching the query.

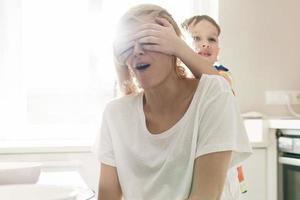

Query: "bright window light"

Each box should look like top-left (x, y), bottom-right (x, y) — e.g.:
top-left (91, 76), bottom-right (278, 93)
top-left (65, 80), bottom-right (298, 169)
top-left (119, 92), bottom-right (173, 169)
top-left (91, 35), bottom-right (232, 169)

top-left (0, 0), bottom-right (218, 142)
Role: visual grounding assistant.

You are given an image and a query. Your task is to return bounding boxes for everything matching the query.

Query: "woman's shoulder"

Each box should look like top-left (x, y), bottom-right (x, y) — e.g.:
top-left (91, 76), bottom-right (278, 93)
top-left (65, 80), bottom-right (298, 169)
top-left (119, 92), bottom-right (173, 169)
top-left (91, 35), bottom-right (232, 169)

top-left (201, 74), bottom-right (232, 94)
top-left (104, 93), bottom-right (141, 114)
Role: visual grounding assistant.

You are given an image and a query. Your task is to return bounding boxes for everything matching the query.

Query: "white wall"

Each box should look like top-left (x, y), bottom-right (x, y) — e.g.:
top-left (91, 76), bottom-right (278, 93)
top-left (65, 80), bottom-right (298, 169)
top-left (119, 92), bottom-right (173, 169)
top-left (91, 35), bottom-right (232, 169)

top-left (219, 0), bottom-right (300, 117)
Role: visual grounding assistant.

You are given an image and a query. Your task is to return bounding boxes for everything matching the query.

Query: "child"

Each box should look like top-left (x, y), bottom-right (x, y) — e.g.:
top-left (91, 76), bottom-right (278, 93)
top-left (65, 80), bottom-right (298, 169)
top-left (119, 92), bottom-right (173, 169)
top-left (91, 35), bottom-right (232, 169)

top-left (181, 15), bottom-right (233, 86)
top-left (182, 15), bottom-right (247, 194)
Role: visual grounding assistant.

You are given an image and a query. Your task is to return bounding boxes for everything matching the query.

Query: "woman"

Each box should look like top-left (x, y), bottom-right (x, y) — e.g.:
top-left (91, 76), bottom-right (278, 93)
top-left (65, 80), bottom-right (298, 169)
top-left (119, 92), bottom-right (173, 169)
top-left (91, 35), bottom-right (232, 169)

top-left (97, 4), bottom-right (252, 200)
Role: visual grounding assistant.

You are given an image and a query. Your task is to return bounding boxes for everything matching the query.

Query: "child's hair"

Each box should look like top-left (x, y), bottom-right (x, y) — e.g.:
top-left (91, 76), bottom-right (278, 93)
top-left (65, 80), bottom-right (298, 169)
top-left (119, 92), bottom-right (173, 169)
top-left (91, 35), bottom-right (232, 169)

top-left (113, 4), bottom-right (186, 95)
top-left (181, 15), bottom-right (221, 36)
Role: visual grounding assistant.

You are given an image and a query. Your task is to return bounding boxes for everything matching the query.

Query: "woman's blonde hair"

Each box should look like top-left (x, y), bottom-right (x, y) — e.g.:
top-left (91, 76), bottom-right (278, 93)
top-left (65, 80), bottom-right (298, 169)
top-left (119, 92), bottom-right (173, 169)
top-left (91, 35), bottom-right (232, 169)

top-left (113, 4), bottom-right (186, 95)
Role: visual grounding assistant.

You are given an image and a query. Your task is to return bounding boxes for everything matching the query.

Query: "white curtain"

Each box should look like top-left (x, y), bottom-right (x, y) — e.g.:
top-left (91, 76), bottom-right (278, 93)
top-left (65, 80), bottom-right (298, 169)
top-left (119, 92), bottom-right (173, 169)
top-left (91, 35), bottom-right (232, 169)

top-left (0, 0), bottom-right (26, 140)
top-left (0, 0), bottom-right (112, 141)
top-left (0, 0), bottom-right (217, 142)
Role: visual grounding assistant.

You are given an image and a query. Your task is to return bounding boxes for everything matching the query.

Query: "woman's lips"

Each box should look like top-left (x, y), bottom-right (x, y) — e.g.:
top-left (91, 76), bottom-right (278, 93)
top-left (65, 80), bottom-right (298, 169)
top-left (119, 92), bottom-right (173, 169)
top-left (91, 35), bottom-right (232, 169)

top-left (135, 63), bottom-right (151, 70)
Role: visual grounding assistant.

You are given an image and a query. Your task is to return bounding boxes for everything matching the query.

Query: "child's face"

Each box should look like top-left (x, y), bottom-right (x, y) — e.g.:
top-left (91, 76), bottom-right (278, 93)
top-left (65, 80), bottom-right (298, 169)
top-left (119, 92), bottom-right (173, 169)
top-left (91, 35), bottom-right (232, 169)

top-left (188, 20), bottom-right (220, 65)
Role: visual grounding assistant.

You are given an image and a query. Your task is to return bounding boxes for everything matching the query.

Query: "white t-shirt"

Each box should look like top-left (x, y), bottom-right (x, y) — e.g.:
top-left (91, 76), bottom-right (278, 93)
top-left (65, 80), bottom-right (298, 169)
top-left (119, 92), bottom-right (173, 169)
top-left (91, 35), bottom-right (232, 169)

top-left (96, 74), bottom-right (252, 200)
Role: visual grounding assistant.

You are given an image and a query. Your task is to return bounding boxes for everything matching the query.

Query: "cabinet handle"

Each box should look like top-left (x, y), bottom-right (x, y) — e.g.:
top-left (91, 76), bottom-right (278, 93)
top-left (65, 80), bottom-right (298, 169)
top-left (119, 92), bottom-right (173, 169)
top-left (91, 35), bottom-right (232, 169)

top-left (279, 157), bottom-right (300, 167)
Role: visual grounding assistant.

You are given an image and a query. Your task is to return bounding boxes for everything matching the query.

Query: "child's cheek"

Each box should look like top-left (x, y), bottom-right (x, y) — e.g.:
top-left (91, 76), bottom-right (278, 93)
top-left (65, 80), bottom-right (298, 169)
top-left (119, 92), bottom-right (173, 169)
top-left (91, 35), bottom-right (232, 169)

top-left (193, 43), bottom-right (201, 52)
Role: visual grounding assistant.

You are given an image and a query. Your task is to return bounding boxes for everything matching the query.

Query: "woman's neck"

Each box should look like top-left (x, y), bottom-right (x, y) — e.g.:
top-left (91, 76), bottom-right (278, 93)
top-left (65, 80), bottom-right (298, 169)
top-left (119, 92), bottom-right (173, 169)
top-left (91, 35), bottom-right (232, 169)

top-left (143, 78), bottom-right (198, 115)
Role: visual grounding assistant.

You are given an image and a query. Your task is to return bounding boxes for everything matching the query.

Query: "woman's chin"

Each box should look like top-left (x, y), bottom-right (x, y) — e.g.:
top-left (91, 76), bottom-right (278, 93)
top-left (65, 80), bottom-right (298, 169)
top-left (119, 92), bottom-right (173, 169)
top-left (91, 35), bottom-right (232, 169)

top-left (135, 76), bottom-right (155, 89)
top-left (139, 82), bottom-right (151, 90)
top-left (138, 80), bottom-right (157, 91)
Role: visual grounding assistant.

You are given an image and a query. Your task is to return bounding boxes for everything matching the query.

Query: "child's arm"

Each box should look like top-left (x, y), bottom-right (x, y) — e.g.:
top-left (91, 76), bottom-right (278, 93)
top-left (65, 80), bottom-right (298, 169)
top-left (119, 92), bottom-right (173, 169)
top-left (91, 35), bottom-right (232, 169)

top-left (134, 18), bottom-right (219, 78)
top-left (175, 41), bottom-right (219, 77)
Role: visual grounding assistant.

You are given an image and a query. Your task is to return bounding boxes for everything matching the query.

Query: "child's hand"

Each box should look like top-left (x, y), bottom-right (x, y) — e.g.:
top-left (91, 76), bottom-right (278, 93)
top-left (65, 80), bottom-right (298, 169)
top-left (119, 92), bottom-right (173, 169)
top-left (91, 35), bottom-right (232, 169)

top-left (113, 31), bottom-right (138, 64)
top-left (133, 17), bottom-right (185, 56)
top-left (113, 18), bottom-right (186, 64)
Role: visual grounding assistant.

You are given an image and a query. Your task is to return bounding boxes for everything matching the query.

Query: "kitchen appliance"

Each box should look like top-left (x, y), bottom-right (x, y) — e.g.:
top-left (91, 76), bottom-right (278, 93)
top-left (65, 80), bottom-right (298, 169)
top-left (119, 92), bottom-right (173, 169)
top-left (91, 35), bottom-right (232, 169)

top-left (0, 162), bottom-right (41, 185)
top-left (277, 129), bottom-right (300, 200)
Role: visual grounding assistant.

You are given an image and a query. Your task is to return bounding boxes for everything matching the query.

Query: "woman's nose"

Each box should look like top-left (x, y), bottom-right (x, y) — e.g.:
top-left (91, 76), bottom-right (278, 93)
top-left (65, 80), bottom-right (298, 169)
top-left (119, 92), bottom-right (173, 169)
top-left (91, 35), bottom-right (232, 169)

top-left (133, 42), bottom-right (144, 56)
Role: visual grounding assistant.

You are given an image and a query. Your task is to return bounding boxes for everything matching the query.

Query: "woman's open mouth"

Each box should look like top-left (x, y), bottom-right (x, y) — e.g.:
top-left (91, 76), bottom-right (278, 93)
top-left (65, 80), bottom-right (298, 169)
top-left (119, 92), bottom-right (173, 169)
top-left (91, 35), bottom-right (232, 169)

top-left (135, 63), bottom-right (151, 70)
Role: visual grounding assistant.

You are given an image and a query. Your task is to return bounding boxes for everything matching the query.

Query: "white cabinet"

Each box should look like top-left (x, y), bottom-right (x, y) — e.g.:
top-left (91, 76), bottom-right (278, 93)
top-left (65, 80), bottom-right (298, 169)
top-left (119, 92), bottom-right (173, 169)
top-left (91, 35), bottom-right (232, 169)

top-left (241, 129), bottom-right (277, 200)
top-left (241, 148), bottom-right (267, 200)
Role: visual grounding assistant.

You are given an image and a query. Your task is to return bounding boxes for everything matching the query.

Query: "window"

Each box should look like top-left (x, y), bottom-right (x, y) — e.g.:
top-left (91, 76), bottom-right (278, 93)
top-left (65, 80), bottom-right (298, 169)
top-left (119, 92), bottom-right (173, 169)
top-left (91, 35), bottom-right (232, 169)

top-left (0, 0), bottom-right (218, 143)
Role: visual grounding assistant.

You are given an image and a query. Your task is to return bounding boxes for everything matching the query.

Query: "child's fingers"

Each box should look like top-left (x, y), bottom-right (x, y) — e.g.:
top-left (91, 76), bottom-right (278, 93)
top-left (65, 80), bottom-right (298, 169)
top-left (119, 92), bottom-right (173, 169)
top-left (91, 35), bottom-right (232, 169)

top-left (141, 41), bottom-right (173, 55)
top-left (155, 17), bottom-right (171, 27)
top-left (136, 18), bottom-right (171, 30)
top-left (133, 29), bottom-right (161, 40)
top-left (141, 44), bottom-right (162, 53)
top-left (114, 30), bottom-right (156, 55)
top-left (117, 50), bottom-right (132, 64)
top-left (138, 36), bottom-right (161, 45)
top-left (113, 40), bottom-right (135, 55)
top-left (113, 20), bottom-right (175, 57)
top-left (114, 31), bottom-right (161, 58)
top-left (136, 23), bottom-right (163, 32)
top-left (115, 30), bottom-right (146, 46)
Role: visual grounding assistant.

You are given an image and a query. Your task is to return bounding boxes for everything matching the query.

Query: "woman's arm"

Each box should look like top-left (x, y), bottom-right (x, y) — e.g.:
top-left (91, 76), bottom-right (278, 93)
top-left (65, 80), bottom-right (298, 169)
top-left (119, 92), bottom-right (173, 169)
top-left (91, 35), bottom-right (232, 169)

top-left (98, 163), bottom-right (122, 200)
top-left (188, 151), bottom-right (232, 200)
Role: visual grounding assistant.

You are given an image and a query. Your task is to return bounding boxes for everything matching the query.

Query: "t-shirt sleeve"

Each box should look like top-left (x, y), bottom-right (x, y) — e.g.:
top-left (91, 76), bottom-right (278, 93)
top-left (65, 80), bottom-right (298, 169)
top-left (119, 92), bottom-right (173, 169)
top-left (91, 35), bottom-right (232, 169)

top-left (195, 87), bottom-right (252, 167)
top-left (95, 107), bottom-right (116, 167)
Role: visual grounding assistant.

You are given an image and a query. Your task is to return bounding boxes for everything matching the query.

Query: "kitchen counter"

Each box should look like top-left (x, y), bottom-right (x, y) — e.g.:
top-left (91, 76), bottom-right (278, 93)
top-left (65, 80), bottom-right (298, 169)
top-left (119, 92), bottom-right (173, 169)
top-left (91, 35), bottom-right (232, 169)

top-left (268, 118), bottom-right (300, 129)
top-left (38, 170), bottom-right (96, 200)
top-left (0, 140), bottom-right (93, 154)
top-left (244, 118), bottom-right (300, 148)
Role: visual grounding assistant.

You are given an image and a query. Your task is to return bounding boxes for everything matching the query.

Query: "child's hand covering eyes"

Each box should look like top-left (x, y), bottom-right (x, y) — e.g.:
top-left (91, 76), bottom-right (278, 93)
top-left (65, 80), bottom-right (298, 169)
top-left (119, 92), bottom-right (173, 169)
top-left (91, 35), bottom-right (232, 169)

top-left (135, 17), bottom-right (183, 56)
top-left (113, 31), bottom-right (137, 65)
top-left (113, 17), bottom-right (184, 65)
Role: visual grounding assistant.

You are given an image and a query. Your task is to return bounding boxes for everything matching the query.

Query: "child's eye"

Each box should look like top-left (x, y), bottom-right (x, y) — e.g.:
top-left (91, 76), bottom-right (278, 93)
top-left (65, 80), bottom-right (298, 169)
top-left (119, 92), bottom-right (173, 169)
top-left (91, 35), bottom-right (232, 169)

top-left (208, 37), bottom-right (217, 42)
top-left (192, 36), bottom-right (201, 42)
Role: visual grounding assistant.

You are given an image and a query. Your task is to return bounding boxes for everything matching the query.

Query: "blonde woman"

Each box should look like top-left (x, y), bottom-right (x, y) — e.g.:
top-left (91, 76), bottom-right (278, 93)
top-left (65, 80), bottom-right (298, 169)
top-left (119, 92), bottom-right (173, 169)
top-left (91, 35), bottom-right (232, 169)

top-left (97, 4), bottom-right (252, 200)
